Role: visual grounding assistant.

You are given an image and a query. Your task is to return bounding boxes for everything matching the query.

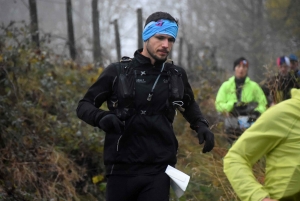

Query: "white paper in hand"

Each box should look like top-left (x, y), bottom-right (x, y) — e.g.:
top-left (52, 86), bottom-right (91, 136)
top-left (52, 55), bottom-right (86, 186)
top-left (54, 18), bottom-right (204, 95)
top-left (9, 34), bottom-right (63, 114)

top-left (165, 165), bottom-right (190, 198)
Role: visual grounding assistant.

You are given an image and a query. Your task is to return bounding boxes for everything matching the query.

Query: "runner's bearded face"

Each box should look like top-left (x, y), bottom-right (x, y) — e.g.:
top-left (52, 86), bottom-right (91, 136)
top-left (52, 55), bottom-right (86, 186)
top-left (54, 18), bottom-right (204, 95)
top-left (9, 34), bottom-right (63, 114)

top-left (142, 19), bottom-right (178, 63)
top-left (146, 34), bottom-right (175, 62)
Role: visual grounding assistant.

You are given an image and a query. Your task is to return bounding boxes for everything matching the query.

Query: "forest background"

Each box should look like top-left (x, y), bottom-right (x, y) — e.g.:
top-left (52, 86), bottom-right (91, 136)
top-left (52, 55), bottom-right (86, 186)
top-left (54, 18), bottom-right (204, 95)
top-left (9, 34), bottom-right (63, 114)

top-left (0, 0), bottom-right (299, 200)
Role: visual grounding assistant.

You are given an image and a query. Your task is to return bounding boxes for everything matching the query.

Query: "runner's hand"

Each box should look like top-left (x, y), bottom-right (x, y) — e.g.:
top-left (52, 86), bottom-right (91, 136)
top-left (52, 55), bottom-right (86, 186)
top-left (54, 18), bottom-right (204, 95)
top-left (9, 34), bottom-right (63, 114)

top-left (99, 114), bottom-right (124, 134)
top-left (197, 124), bottom-right (214, 153)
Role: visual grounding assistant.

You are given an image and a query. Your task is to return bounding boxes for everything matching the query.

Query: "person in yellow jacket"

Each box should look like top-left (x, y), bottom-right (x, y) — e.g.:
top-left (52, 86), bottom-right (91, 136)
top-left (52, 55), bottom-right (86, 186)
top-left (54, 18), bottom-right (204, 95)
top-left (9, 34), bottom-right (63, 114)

top-left (224, 88), bottom-right (300, 201)
top-left (215, 57), bottom-right (267, 142)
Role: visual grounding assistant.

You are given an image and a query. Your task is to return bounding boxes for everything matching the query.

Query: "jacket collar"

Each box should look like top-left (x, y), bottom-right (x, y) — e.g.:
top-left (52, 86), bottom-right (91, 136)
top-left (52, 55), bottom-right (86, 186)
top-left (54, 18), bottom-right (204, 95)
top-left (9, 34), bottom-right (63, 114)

top-left (230, 76), bottom-right (250, 83)
top-left (134, 48), bottom-right (166, 67)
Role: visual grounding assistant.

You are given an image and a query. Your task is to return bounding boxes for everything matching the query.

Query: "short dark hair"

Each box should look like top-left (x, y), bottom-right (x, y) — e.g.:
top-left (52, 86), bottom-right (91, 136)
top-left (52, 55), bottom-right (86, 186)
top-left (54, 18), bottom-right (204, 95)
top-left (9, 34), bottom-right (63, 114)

top-left (144, 11), bottom-right (178, 27)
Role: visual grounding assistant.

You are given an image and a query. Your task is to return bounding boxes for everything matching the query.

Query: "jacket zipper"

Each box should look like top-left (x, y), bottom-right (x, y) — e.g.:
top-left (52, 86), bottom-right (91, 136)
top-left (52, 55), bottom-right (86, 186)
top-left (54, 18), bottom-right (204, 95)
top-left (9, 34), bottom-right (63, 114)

top-left (111, 135), bottom-right (122, 175)
top-left (110, 164), bottom-right (114, 174)
top-left (116, 135), bottom-right (122, 151)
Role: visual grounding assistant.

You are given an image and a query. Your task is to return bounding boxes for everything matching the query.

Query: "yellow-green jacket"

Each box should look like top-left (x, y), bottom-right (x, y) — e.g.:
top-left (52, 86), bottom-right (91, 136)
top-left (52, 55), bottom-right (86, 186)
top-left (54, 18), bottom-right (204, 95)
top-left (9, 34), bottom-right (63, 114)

top-left (215, 76), bottom-right (267, 114)
top-left (224, 88), bottom-right (300, 201)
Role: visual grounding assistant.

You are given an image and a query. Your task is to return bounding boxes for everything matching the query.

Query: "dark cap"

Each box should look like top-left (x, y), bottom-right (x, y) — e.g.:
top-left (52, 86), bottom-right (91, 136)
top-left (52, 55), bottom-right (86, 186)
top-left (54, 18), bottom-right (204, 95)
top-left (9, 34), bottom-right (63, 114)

top-left (276, 56), bottom-right (290, 66)
top-left (289, 54), bottom-right (298, 62)
top-left (233, 57), bottom-right (248, 70)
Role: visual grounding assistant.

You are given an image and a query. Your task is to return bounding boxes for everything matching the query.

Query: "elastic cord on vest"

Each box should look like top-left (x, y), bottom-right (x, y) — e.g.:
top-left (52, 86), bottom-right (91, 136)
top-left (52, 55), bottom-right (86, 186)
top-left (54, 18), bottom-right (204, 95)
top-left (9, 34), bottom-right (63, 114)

top-left (172, 100), bottom-right (184, 115)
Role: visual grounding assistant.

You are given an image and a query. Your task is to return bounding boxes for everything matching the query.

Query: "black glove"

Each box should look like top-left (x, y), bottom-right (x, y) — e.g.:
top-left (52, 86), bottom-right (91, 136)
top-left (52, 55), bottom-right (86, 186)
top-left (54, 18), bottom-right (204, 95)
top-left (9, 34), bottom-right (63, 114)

top-left (99, 114), bottom-right (124, 134)
top-left (233, 102), bottom-right (258, 116)
top-left (196, 123), bottom-right (214, 153)
top-left (248, 111), bottom-right (261, 123)
top-left (233, 101), bottom-right (247, 110)
top-left (234, 101), bottom-right (245, 107)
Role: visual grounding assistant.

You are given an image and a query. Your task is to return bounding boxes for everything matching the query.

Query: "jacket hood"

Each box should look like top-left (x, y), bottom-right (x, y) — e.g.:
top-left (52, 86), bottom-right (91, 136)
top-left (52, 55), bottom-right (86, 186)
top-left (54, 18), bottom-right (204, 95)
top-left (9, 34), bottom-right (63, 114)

top-left (291, 88), bottom-right (300, 101)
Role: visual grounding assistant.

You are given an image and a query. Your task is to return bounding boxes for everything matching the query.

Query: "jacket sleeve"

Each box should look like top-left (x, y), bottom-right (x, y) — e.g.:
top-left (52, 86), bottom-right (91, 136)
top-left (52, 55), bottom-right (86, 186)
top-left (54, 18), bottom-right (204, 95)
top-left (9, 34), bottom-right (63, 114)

top-left (253, 83), bottom-right (267, 114)
top-left (215, 82), bottom-right (235, 113)
top-left (178, 67), bottom-right (209, 129)
top-left (76, 64), bottom-right (117, 127)
top-left (223, 108), bottom-right (287, 201)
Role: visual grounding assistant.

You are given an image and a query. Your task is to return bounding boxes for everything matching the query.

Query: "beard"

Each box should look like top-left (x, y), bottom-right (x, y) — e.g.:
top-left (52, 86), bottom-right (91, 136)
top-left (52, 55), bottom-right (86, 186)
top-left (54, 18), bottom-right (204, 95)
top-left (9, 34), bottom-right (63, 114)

top-left (146, 43), bottom-right (168, 63)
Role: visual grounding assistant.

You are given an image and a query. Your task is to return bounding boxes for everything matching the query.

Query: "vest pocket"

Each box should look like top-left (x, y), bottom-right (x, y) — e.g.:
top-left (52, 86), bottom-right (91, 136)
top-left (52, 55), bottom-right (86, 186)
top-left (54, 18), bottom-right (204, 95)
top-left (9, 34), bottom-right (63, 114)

top-left (118, 73), bottom-right (136, 99)
top-left (169, 68), bottom-right (184, 100)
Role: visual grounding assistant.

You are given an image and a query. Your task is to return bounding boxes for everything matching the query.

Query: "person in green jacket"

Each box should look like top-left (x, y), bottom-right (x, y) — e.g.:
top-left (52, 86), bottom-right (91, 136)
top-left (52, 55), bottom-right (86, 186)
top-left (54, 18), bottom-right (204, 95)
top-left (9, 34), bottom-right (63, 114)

top-left (215, 57), bottom-right (267, 142)
top-left (224, 88), bottom-right (300, 201)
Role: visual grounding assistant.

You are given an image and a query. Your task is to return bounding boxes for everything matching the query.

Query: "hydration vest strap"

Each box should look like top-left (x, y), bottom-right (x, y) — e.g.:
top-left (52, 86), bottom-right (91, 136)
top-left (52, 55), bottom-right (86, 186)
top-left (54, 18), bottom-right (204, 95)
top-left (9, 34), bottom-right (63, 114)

top-left (116, 56), bottom-right (134, 75)
top-left (127, 71), bottom-right (168, 76)
top-left (114, 57), bottom-right (177, 122)
top-left (138, 109), bottom-right (169, 116)
top-left (115, 107), bottom-right (171, 118)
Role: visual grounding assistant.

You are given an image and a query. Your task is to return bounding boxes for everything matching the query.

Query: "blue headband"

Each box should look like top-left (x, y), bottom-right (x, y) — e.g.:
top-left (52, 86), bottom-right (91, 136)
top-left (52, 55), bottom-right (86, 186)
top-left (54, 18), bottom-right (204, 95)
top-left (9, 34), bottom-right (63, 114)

top-left (142, 19), bottom-right (178, 42)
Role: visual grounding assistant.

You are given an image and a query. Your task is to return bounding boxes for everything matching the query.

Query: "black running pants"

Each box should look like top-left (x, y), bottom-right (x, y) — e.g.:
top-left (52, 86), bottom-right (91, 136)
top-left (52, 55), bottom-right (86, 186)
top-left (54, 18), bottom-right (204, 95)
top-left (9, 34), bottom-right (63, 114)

top-left (106, 172), bottom-right (170, 201)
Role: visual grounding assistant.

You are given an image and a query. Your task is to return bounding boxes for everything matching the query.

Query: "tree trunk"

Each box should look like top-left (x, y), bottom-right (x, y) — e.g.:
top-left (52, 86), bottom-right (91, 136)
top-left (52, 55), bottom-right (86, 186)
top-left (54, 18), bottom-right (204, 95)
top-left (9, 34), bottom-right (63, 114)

top-left (250, 0), bottom-right (265, 80)
top-left (187, 43), bottom-right (193, 69)
top-left (28, 0), bottom-right (39, 47)
top-left (137, 8), bottom-right (143, 49)
top-left (92, 0), bottom-right (102, 66)
top-left (113, 19), bottom-right (121, 61)
top-left (66, 0), bottom-right (76, 60)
